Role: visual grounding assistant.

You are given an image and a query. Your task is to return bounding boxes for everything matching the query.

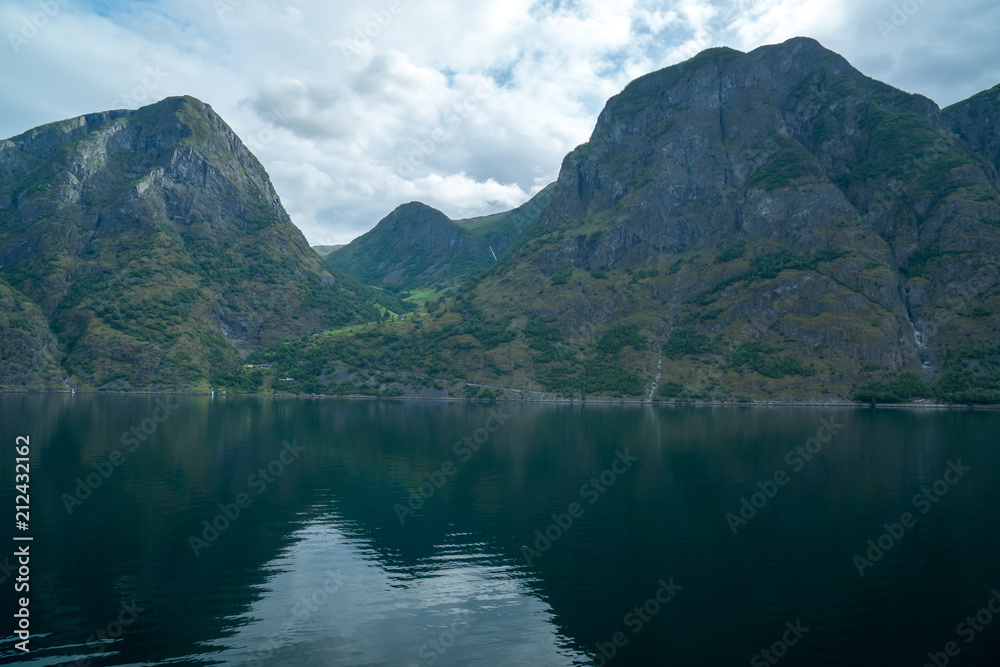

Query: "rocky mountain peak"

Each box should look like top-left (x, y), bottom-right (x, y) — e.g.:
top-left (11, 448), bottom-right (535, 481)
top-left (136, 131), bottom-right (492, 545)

top-left (0, 96), bottom-right (391, 390)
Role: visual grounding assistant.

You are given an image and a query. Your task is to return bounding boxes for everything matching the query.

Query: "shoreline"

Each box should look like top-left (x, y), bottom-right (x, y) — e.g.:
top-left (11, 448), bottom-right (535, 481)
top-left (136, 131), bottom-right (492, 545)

top-left (2, 388), bottom-right (997, 410)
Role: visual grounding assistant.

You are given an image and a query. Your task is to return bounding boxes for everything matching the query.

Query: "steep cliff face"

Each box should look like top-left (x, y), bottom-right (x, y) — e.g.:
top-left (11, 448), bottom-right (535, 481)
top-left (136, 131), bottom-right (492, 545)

top-left (944, 83), bottom-right (1000, 178)
top-left (291, 37), bottom-right (999, 402)
top-left (0, 96), bottom-right (387, 390)
top-left (7, 40), bottom-right (1000, 401)
top-left (456, 37), bottom-right (1000, 399)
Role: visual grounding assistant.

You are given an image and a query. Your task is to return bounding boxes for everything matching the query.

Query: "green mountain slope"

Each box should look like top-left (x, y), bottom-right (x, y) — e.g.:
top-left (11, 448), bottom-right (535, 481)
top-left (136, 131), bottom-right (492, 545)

top-left (0, 276), bottom-right (64, 389)
top-left (0, 96), bottom-right (393, 391)
top-left (326, 184), bottom-right (558, 292)
top-left (232, 38), bottom-right (1000, 403)
top-left (944, 83), bottom-right (1000, 174)
top-left (312, 245), bottom-right (344, 258)
top-left (456, 182), bottom-right (559, 256)
top-left (326, 201), bottom-right (493, 291)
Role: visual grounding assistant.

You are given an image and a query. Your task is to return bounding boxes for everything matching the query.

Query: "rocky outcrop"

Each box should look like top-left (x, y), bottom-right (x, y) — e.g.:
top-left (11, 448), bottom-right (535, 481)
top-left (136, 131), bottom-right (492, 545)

top-left (460, 37), bottom-right (1000, 399)
top-left (0, 96), bottom-right (387, 390)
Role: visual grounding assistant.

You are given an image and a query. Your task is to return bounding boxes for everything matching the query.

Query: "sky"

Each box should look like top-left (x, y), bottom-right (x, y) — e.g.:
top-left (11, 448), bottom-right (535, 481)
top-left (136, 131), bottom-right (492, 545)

top-left (1, 0), bottom-right (998, 245)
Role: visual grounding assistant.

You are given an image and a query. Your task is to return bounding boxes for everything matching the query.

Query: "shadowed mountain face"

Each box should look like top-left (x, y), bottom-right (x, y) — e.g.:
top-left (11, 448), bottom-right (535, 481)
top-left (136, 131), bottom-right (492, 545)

top-left (312, 244), bottom-right (345, 258)
top-left (450, 37), bottom-right (1000, 400)
top-left (326, 184), bottom-right (558, 292)
top-left (0, 96), bottom-right (389, 391)
top-left (327, 201), bottom-right (494, 290)
top-left (257, 38), bottom-right (1000, 403)
top-left (945, 83), bottom-right (1000, 176)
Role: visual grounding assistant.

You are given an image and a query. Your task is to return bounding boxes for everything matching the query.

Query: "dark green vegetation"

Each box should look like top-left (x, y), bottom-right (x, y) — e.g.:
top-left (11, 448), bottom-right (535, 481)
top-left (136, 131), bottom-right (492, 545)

top-left (312, 244), bottom-right (344, 258)
top-left (0, 97), bottom-right (396, 391)
top-left (662, 328), bottom-right (716, 359)
top-left (248, 38), bottom-right (1000, 404)
top-left (325, 184), bottom-right (557, 292)
top-left (597, 324), bottom-right (646, 355)
top-left (325, 202), bottom-right (494, 292)
top-left (4, 38), bottom-right (1000, 404)
top-left (928, 346), bottom-right (1000, 404)
top-left (853, 371), bottom-right (935, 404)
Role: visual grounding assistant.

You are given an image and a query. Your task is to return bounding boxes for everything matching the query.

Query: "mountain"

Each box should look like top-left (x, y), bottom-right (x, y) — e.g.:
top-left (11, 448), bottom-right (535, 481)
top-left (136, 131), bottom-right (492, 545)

top-left (0, 96), bottom-right (393, 391)
top-left (239, 37), bottom-right (1000, 403)
top-left (326, 184), bottom-right (557, 292)
top-left (326, 201), bottom-right (493, 291)
top-left (312, 244), bottom-right (345, 257)
top-left (944, 83), bottom-right (1000, 174)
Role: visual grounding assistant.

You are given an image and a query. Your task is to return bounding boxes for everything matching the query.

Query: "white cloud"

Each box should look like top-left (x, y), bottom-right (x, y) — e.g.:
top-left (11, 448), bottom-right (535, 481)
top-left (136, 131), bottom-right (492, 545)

top-left (2, 0), bottom-right (998, 245)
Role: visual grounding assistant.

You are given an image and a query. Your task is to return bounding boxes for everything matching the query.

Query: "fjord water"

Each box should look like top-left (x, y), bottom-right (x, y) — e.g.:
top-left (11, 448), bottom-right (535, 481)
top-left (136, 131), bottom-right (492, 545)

top-left (1, 396), bottom-right (999, 666)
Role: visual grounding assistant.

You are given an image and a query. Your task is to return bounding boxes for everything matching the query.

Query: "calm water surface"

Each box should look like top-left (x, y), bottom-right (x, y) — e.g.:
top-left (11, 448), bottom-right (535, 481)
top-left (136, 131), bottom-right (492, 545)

top-left (0, 395), bottom-right (998, 666)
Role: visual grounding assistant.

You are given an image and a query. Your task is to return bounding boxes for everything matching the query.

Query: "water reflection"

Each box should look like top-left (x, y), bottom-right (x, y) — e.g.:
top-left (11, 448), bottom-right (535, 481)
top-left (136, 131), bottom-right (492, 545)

top-left (0, 396), bottom-right (998, 666)
top-left (200, 513), bottom-right (589, 666)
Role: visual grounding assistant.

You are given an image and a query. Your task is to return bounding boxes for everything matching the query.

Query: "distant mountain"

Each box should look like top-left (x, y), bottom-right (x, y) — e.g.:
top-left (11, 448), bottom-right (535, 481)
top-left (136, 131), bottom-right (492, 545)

top-left (326, 201), bottom-right (492, 290)
top-left (312, 244), bottom-right (344, 258)
top-left (244, 38), bottom-right (1000, 403)
top-left (944, 83), bottom-right (1000, 174)
top-left (326, 184), bottom-right (557, 291)
top-left (0, 96), bottom-right (393, 391)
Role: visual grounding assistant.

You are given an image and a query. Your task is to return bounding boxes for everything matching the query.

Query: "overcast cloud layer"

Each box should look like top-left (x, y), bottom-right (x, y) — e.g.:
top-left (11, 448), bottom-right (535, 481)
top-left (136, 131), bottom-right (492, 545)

top-left (2, 0), bottom-right (998, 244)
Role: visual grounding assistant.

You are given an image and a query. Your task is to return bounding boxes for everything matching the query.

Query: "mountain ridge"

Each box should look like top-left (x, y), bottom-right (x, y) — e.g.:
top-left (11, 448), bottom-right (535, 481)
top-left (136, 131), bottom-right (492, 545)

top-left (326, 183), bottom-right (558, 292)
top-left (241, 36), bottom-right (1000, 403)
top-left (0, 95), bottom-right (395, 391)
top-left (3, 38), bottom-right (1000, 403)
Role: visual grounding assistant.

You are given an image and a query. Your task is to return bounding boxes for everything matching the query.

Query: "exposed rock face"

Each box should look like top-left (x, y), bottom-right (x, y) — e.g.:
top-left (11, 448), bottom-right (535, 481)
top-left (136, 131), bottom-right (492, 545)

top-left (0, 96), bottom-right (384, 390)
top-left (5, 38), bottom-right (1000, 402)
top-left (460, 38), bottom-right (1000, 399)
top-left (944, 83), bottom-right (1000, 180)
top-left (0, 278), bottom-right (63, 390)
